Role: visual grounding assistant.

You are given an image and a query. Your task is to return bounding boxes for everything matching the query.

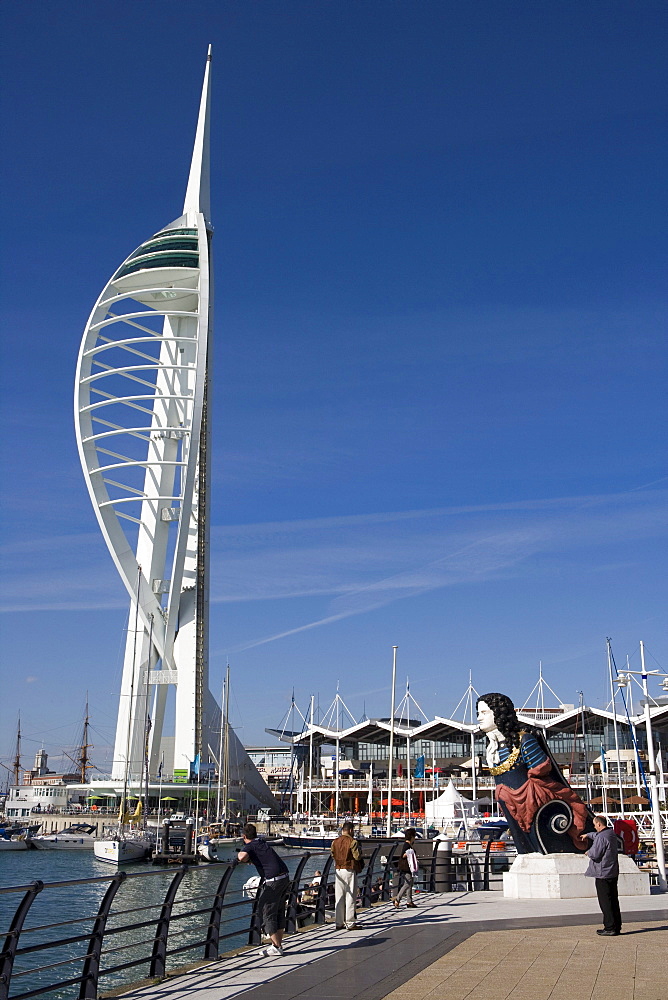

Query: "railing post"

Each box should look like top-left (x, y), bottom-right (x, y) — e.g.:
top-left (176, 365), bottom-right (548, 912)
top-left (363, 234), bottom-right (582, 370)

top-left (149, 865), bottom-right (188, 979)
top-left (314, 856), bottom-right (334, 924)
top-left (79, 872), bottom-right (126, 1000)
top-left (433, 839), bottom-right (454, 892)
top-left (360, 846), bottom-right (381, 907)
top-left (0, 881), bottom-right (44, 1000)
top-left (465, 854), bottom-right (473, 891)
top-left (381, 842), bottom-right (400, 901)
top-left (284, 855), bottom-right (309, 934)
top-left (482, 837), bottom-right (492, 891)
top-left (204, 863), bottom-right (235, 960)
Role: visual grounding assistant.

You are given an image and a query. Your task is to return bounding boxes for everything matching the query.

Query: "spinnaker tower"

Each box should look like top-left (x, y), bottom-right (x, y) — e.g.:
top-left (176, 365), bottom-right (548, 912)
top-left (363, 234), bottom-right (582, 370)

top-left (74, 49), bottom-right (217, 782)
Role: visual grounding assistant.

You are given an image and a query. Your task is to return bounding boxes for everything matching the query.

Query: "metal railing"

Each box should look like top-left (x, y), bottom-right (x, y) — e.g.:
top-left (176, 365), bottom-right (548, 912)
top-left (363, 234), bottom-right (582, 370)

top-left (1, 861), bottom-right (269, 1000)
top-left (0, 836), bottom-right (550, 1000)
top-left (0, 843), bottom-right (423, 1000)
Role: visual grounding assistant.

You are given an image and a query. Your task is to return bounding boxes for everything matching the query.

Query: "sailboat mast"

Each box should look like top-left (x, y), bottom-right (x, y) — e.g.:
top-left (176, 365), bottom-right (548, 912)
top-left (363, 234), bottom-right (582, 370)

top-left (307, 695), bottom-right (314, 821)
top-left (12, 716), bottom-right (22, 786)
top-left (143, 615), bottom-right (154, 828)
top-left (120, 567), bottom-right (142, 831)
top-left (222, 663), bottom-right (230, 822)
top-left (216, 668), bottom-right (225, 822)
top-left (79, 695), bottom-right (94, 783)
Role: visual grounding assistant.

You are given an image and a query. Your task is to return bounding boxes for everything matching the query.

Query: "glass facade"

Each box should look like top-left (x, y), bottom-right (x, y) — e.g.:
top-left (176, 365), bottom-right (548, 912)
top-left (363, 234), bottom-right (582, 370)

top-left (153, 228), bottom-right (198, 237)
top-left (344, 721), bottom-right (645, 766)
top-left (114, 251), bottom-right (199, 279)
top-left (127, 238), bottom-right (198, 259)
top-left (354, 736), bottom-right (483, 761)
top-left (113, 228), bottom-right (201, 280)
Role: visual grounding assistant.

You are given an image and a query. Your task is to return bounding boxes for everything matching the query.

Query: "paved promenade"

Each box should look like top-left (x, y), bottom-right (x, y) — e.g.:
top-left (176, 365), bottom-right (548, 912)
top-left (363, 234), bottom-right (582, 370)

top-left (116, 890), bottom-right (668, 1000)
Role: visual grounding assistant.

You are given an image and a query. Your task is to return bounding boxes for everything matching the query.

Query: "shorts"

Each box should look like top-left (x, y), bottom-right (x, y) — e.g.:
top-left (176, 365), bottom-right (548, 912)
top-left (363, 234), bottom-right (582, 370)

top-left (259, 875), bottom-right (290, 935)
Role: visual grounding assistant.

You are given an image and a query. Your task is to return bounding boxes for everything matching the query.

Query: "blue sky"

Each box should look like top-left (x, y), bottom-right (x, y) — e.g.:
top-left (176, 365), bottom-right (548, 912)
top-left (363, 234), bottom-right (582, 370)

top-left (1, 2), bottom-right (666, 774)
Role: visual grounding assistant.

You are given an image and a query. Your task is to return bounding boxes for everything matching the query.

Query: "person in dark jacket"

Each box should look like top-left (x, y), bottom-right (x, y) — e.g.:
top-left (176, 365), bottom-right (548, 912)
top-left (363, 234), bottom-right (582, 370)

top-left (582, 815), bottom-right (622, 936)
top-left (238, 823), bottom-right (290, 957)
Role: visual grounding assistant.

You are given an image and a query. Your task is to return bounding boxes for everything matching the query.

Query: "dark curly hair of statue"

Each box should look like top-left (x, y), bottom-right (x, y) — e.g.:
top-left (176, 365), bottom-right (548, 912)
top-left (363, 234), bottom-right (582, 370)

top-left (477, 692), bottom-right (532, 746)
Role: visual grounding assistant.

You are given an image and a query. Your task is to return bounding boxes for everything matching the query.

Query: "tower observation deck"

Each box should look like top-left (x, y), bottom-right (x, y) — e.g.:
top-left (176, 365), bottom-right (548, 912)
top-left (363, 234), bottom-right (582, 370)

top-left (74, 49), bottom-right (217, 782)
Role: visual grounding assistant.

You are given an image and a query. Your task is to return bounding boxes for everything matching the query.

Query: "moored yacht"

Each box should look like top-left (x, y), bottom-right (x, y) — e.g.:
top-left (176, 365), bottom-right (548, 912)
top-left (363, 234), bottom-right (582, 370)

top-left (0, 828), bottom-right (34, 851)
top-left (94, 830), bottom-right (154, 864)
top-left (31, 823), bottom-right (98, 850)
top-left (282, 822), bottom-right (339, 849)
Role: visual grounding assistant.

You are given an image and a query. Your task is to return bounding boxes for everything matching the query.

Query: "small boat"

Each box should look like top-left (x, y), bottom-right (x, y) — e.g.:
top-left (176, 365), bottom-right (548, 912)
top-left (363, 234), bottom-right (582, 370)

top-left (196, 824), bottom-right (284, 862)
top-left (282, 822), bottom-right (339, 850)
top-left (31, 823), bottom-right (98, 850)
top-left (0, 823), bottom-right (40, 850)
top-left (476, 819), bottom-right (510, 841)
top-left (0, 830), bottom-right (30, 851)
top-left (197, 836), bottom-right (244, 862)
top-left (94, 831), bottom-right (154, 864)
top-left (0, 838), bottom-right (28, 851)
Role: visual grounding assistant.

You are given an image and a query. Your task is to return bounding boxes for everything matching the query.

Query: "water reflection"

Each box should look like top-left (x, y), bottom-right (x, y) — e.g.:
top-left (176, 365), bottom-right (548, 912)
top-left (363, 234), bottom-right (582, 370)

top-left (0, 849), bottom-right (329, 999)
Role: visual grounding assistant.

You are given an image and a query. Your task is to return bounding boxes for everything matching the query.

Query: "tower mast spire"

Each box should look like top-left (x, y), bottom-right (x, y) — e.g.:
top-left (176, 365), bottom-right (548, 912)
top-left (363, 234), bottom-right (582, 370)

top-left (183, 45), bottom-right (212, 224)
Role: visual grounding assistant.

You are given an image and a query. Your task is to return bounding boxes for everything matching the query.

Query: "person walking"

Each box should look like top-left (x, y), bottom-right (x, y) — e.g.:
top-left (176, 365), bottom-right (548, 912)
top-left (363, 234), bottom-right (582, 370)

top-left (238, 823), bottom-right (290, 957)
top-left (331, 821), bottom-right (363, 930)
top-left (393, 828), bottom-right (418, 908)
top-left (582, 815), bottom-right (622, 936)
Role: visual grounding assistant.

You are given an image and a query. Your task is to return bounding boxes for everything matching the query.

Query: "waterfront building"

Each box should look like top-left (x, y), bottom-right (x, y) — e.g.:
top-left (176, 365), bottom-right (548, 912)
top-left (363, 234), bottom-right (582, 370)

top-left (246, 746), bottom-right (296, 792)
top-left (5, 751), bottom-right (78, 818)
top-left (282, 701), bottom-right (668, 818)
top-left (21, 749), bottom-right (79, 787)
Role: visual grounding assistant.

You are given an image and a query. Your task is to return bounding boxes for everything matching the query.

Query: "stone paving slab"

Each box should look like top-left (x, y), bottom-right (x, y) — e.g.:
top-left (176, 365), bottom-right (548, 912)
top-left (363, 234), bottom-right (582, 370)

top-left (115, 890), bottom-right (668, 1000)
top-left (381, 922), bottom-right (668, 1000)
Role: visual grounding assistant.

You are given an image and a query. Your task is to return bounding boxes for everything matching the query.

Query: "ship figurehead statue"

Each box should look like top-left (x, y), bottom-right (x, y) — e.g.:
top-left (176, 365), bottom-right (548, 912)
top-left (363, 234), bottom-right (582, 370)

top-left (477, 692), bottom-right (594, 854)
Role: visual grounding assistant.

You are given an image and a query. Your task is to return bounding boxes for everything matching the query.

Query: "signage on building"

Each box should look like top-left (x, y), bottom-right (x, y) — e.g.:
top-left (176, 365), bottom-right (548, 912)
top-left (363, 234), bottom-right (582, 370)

top-left (173, 769), bottom-right (189, 784)
top-left (257, 765), bottom-right (293, 777)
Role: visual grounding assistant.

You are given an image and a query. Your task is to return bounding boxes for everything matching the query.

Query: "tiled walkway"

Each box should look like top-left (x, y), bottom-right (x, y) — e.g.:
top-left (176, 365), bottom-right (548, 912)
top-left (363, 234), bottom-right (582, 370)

top-left (381, 922), bottom-right (668, 1000)
top-left (115, 891), bottom-right (668, 1000)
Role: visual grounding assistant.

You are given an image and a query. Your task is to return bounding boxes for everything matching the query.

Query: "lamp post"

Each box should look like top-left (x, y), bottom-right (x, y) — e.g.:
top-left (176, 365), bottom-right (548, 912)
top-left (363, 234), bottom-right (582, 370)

top-left (386, 646), bottom-right (398, 838)
top-left (615, 640), bottom-right (667, 892)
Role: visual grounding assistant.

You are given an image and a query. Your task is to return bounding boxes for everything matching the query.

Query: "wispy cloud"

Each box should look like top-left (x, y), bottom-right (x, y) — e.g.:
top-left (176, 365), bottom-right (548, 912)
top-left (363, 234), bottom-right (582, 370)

top-left (2, 489), bottom-right (665, 628)
top-left (221, 488), bottom-right (666, 648)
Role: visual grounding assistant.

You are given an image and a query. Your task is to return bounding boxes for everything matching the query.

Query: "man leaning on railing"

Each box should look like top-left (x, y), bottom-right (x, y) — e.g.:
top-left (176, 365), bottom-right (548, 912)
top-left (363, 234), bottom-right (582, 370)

top-left (238, 822), bottom-right (290, 959)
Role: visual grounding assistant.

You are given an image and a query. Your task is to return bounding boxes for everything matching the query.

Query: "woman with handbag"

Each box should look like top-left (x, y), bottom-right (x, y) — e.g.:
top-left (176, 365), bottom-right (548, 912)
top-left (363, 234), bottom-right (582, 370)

top-left (393, 828), bottom-right (418, 909)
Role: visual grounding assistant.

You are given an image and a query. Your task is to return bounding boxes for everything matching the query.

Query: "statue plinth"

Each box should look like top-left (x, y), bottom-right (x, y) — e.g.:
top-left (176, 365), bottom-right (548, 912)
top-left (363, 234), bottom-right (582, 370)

top-left (503, 853), bottom-right (650, 899)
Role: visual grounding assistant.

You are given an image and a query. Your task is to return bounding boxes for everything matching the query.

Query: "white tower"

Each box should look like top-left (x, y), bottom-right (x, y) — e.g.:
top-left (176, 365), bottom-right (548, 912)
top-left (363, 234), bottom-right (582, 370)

top-left (75, 49), bottom-right (217, 781)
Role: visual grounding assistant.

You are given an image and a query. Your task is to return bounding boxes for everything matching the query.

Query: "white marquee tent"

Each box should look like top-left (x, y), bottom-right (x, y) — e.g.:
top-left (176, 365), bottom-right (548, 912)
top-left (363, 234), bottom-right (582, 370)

top-left (424, 779), bottom-right (478, 825)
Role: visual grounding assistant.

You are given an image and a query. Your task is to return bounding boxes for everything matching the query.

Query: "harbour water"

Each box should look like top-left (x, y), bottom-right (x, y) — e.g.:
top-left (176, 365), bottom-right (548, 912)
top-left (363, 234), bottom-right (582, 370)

top-left (0, 846), bottom-right (324, 1000)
